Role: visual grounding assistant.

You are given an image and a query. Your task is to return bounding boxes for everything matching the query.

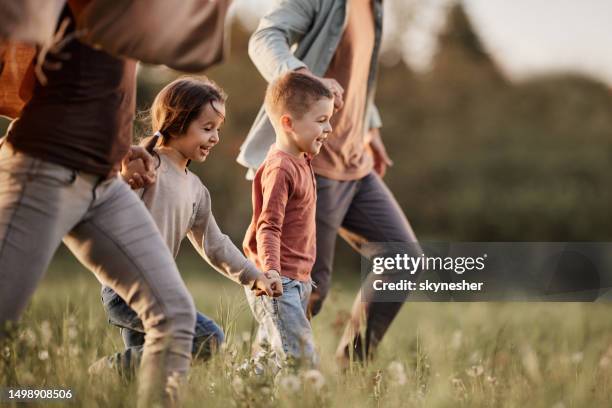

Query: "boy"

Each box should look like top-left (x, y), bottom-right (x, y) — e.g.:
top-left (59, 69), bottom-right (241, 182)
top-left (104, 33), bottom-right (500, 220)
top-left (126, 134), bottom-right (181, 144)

top-left (243, 72), bottom-right (334, 368)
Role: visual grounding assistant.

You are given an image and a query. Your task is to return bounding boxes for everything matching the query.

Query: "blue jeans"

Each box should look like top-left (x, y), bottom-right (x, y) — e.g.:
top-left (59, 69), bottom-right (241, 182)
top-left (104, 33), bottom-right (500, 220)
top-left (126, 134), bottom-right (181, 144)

top-left (245, 276), bottom-right (317, 369)
top-left (101, 286), bottom-right (223, 375)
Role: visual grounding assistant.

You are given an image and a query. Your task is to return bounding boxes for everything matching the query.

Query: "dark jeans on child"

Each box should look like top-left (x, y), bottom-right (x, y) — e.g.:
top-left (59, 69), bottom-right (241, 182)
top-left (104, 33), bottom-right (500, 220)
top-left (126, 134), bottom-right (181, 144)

top-left (101, 286), bottom-right (223, 375)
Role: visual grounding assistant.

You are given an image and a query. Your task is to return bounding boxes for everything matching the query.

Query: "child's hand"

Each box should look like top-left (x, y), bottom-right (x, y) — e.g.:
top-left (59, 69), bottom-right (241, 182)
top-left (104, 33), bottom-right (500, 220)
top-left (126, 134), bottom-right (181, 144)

top-left (253, 270), bottom-right (283, 297)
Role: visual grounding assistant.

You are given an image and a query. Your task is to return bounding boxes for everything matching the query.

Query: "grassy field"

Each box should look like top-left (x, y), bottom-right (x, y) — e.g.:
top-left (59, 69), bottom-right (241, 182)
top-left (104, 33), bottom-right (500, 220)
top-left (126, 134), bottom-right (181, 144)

top-left (2, 251), bottom-right (612, 408)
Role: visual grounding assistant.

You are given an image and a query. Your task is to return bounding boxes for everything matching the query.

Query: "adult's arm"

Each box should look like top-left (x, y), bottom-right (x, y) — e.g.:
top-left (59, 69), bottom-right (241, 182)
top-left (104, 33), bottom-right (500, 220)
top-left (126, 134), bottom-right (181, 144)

top-left (248, 0), bottom-right (321, 82)
top-left (77, 0), bottom-right (230, 72)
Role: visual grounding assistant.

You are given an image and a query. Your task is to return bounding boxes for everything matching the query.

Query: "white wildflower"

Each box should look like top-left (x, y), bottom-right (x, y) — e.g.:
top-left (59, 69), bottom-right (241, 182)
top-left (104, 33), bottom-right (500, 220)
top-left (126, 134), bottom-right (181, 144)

top-left (466, 365), bottom-right (484, 377)
top-left (387, 361), bottom-right (407, 386)
top-left (69, 346), bottom-right (81, 357)
top-left (40, 321), bottom-right (52, 345)
top-left (38, 350), bottom-right (49, 361)
top-left (67, 327), bottom-right (78, 340)
top-left (450, 330), bottom-right (463, 350)
top-left (279, 374), bottom-right (301, 393)
top-left (521, 345), bottom-right (541, 383)
top-left (302, 369), bottom-right (326, 391)
top-left (570, 352), bottom-right (583, 364)
top-left (231, 377), bottom-right (245, 394)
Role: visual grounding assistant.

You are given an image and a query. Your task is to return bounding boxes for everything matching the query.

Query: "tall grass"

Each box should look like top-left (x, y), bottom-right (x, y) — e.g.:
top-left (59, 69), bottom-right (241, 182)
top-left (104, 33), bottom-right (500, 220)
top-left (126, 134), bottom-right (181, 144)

top-left (2, 256), bottom-right (612, 407)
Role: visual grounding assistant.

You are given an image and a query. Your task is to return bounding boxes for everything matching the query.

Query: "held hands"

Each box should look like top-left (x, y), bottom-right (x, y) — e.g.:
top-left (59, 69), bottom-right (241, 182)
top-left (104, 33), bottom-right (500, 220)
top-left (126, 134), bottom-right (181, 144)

top-left (253, 269), bottom-right (283, 297)
top-left (121, 146), bottom-right (157, 189)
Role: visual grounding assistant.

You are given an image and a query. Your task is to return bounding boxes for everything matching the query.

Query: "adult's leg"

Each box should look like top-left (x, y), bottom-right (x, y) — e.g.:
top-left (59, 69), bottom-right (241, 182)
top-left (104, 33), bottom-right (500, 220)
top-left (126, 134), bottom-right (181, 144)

top-left (0, 145), bottom-right (84, 329)
top-left (63, 177), bottom-right (195, 407)
top-left (336, 172), bottom-right (420, 362)
top-left (308, 175), bottom-right (357, 317)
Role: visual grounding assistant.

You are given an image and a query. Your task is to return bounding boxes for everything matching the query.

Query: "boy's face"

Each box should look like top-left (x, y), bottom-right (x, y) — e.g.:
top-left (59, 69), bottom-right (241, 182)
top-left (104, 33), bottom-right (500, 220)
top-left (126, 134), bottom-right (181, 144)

top-left (287, 97), bottom-right (334, 156)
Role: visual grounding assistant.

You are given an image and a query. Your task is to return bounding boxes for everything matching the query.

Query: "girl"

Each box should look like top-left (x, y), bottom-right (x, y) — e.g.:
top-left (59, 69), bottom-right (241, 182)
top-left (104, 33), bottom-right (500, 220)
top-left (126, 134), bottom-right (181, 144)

top-left (92, 77), bottom-right (282, 375)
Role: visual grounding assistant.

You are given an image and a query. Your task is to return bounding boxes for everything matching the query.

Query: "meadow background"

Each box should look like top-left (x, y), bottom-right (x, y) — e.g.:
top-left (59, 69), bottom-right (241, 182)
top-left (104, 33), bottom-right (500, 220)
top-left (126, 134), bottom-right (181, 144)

top-left (2, 3), bottom-right (612, 407)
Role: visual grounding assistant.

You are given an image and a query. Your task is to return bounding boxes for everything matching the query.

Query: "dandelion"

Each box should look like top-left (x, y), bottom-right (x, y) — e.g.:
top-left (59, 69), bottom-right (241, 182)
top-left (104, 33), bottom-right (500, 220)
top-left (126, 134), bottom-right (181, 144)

top-left (302, 369), bottom-right (325, 391)
top-left (38, 350), bottom-right (49, 361)
top-left (465, 365), bottom-right (484, 377)
top-left (570, 352), bottom-right (583, 364)
top-left (450, 330), bottom-right (462, 350)
top-left (521, 345), bottom-right (541, 383)
top-left (387, 361), bottom-right (407, 386)
top-left (279, 374), bottom-right (301, 393)
top-left (599, 344), bottom-right (612, 368)
top-left (468, 350), bottom-right (482, 364)
top-left (67, 327), bottom-right (78, 341)
top-left (450, 377), bottom-right (468, 401)
top-left (450, 377), bottom-right (466, 396)
top-left (231, 376), bottom-right (245, 394)
top-left (40, 321), bottom-right (52, 345)
top-left (69, 346), bottom-right (81, 357)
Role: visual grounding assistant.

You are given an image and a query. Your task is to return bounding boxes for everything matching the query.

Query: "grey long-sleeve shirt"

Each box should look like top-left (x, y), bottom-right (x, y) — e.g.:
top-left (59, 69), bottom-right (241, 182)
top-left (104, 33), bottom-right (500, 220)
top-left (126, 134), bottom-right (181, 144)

top-left (137, 151), bottom-right (260, 286)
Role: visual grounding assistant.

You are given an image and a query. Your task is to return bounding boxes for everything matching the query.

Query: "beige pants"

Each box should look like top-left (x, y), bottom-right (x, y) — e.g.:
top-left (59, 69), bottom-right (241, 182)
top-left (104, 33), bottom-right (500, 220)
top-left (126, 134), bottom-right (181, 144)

top-left (0, 142), bottom-right (195, 407)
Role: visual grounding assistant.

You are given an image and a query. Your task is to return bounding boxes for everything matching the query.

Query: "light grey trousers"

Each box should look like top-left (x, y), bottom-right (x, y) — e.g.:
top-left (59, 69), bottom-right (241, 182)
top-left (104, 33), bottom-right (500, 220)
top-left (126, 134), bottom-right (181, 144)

top-left (0, 142), bottom-right (195, 406)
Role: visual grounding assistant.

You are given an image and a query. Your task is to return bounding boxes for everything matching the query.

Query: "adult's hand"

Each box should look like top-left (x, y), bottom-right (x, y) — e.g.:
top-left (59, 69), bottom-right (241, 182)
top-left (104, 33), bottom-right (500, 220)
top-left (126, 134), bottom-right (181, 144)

top-left (368, 128), bottom-right (393, 177)
top-left (295, 67), bottom-right (344, 111)
top-left (121, 145), bottom-right (157, 189)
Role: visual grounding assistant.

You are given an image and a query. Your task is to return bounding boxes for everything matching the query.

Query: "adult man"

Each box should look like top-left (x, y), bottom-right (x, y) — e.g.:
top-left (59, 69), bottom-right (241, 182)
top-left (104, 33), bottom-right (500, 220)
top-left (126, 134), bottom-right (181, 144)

top-left (238, 0), bottom-right (420, 364)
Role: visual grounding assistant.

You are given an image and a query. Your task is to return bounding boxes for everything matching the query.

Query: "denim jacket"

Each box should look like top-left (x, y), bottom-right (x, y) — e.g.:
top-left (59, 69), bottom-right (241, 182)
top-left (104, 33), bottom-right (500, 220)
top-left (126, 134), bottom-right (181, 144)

top-left (237, 0), bottom-right (384, 175)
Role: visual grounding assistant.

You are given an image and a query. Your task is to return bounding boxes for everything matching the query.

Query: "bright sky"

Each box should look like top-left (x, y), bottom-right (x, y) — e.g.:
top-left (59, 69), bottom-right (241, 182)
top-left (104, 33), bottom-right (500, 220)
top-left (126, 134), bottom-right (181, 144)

top-left (231, 0), bottom-right (612, 86)
top-left (463, 0), bottom-right (612, 85)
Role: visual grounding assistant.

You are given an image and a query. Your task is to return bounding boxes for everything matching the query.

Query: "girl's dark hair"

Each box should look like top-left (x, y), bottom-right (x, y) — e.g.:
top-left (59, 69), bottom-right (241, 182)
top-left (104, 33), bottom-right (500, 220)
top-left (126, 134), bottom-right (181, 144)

top-left (143, 76), bottom-right (227, 154)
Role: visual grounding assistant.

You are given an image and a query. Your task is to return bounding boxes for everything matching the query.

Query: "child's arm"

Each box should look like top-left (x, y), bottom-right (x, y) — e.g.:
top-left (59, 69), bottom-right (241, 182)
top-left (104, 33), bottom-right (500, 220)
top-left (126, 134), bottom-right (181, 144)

top-left (255, 165), bottom-right (291, 279)
top-left (187, 185), bottom-right (282, 297)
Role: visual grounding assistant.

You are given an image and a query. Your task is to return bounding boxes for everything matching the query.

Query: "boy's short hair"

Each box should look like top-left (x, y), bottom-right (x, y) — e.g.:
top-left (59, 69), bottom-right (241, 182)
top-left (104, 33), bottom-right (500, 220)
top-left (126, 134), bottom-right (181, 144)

top-left (265, 72), bottom-right (333, 121)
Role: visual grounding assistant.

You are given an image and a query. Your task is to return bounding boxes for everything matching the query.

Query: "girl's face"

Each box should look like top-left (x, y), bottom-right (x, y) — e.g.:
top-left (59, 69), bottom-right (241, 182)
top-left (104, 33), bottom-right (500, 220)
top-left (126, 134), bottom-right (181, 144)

top-left (168, 100), bottom-right (226, 163)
